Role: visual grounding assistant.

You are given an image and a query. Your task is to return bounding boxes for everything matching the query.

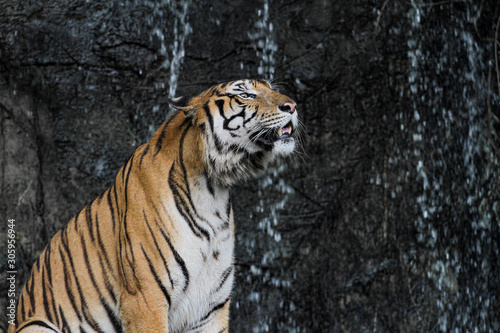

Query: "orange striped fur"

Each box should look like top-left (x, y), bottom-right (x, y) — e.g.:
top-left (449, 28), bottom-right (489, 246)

top-left (11, 79), bottom-right (299, 333)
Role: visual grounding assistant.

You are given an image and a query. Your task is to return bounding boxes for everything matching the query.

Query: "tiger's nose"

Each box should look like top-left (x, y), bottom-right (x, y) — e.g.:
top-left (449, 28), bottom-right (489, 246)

top-left (278, 102), bottom-right (297, 114)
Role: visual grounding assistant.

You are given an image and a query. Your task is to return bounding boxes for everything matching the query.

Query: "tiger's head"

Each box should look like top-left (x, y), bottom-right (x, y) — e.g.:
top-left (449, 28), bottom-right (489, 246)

top-left (168, 79), bottom-right (300, 185)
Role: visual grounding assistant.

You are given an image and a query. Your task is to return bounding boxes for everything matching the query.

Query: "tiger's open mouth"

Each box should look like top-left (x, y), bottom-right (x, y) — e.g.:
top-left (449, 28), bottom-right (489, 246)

top-left (253, 121), bottom-right (294, 149)
top-left (276, 121), bottom-right (293, 139)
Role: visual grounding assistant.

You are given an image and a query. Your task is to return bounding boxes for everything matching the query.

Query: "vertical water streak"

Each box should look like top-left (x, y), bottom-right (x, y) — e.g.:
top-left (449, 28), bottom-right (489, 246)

top-left (149, 0), bottom-right (191, 97)
top-left (405, 1), bottom-right (496, 331)
top-left (168, 0), bottom-right (191, 98)
top-left (145, 0), bottom-right (191, 138)
top-left (248, 0), bottom-right (278, 80)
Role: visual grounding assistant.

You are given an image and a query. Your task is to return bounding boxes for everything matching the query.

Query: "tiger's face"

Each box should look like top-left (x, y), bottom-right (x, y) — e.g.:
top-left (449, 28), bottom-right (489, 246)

top-left (168, 79), bottom-right (300, 184)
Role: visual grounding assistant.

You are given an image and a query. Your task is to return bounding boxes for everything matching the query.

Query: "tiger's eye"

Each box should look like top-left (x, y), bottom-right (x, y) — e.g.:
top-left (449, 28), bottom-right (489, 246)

top-left (239, 93), bottom-right (256, 99)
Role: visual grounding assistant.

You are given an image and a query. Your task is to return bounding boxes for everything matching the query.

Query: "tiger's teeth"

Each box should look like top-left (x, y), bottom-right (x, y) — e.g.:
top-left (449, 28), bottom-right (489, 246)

top-left (278, 129), bottom-right (283, 136)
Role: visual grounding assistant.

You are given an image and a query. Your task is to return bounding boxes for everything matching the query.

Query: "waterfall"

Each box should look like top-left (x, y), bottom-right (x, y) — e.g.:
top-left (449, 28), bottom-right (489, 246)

top-left (248, 0), bottom-right (277, 80)
top-left (404, 1), bottom-right (497, 331)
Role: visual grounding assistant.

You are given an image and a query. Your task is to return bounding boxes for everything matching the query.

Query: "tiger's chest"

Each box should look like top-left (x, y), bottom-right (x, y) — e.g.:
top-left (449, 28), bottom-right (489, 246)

top-left (167, 232), bottom-right (234, 332)
top-left (165, 185), bottom-right (235, 332)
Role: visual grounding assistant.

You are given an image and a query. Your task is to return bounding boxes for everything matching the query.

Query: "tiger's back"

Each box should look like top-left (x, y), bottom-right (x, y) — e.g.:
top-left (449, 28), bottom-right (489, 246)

top-left (11, 79), bottom-right (299, 333)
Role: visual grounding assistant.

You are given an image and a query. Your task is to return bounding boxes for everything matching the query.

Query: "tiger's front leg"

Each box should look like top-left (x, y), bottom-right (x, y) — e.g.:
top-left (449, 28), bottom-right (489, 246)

top-left (119, 286), bottom-right (170, 332)
top-left (188, 299), bottom-right (230, 333)
top-left (118, 236), bottom-right (172, 332)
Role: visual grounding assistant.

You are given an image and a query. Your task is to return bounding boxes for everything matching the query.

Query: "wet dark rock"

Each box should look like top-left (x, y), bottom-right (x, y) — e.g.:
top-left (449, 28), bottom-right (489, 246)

top-left (1, 0), bottom-right (499, 332)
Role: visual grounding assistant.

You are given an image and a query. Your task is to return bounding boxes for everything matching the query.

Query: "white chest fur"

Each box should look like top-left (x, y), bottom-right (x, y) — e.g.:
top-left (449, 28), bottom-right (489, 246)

top-left (166, 179), bottom-right (234, 332)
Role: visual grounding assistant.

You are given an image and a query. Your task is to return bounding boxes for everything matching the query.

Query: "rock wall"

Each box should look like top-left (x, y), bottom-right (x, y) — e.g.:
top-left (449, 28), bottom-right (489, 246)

top-left (1, 0), bottom-right (499, 332)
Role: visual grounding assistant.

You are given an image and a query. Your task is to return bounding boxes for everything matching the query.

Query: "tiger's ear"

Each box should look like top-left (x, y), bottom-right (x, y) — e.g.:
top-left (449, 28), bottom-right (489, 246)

top-left (167, 96), bottom-right (196, 117)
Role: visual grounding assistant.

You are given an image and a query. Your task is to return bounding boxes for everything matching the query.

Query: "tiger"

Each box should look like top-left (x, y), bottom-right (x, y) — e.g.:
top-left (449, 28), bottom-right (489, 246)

top-left (10, 79), bottom-right (299, 333)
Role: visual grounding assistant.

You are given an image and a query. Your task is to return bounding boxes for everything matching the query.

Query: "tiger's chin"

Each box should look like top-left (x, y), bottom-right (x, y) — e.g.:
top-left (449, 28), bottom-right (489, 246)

top-left (271, 136), bottom-right (296, 156)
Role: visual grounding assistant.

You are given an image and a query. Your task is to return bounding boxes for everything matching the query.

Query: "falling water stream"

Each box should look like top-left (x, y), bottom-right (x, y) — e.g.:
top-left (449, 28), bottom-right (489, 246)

top-left (404, 1), bottom-right (497, 331)
top-left (248, 0), bottom-right (277, 80)
top-left (150, 0), bottom-right (191, 98)
top-left (146, 0), bottom-right (191, 141)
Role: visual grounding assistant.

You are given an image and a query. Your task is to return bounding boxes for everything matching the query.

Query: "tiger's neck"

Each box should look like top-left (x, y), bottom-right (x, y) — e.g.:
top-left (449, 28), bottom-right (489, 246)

top-left (135, 111), bottom-right (232, 230)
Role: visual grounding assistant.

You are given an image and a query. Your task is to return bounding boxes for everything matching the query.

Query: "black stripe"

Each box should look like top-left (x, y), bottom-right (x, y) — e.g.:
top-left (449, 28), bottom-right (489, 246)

top-left (143, 210), bottom-right (174, 288)
top-left (177, 124), bottom-right (214, 234)
top-left (169, 174), bottom-right (201, 238)
top-left (233, 98), bottom-right (245, 106)
top-left (101, 297), bottom-right (123, 333)
top-left (202, 103), bottom-right (214, 133)
top-left (204, 169), bottom-right (214, 196)
top-left (41, 268), bottom-right (55, 325)
top-left (44, 242), bottom-right (53, 284)
top-left (168, 165), bottom-right (210, 240)
top-left (140, 245), bottom-right (171, 306)
top-left (19, 292), bottom-right (26, 323)
top-left (203, 102), bottom-right (224, 152)
top-left (215, 266), bottom-right (233, 292)
top-left (98, 255), bottom-right (118, 304)
top-left (120, 155), bottom-right (140, 290)
top-left (58, 247), bottom-right (83, 321)
top-left (215, 99), bottom-right (228, 122)
top-left (123, 155), bottom-right (134, 196)
top-left (226, 199), bottom-right (232, 222)
top-left (227, 144), bottom-right (242, 152)
top-left (112, 183), bottom-right (119, 220)
top-left (178, 123), bottom-right (194, 188)
top-left (85, 204), bottom-right (95, 243)
top-left (200, 298), bottom-right (230, 322)
top-left (155, 110), bottom-right (181, 155)
top-left (27, 269), bottom-right (36, 314)
top-left (79, 234), bottom-right (109, 333)
top-left (44, 243), bottom-right (61, 327)
top-left (82, 306), bottom-right (105, 333)
top-left (73, 210), bottom-right (79, 232)
top-left (59, 305), bottom-right (70, 332)
top-left (215, 92), bottom-right (234, 97)
top-left (80, 233), bottom-right (104, 300)
top-left (243, 110), bottom-right (258, 126)
top-left (208, 156), bottom-right (217, 171)
top-left (35, 255), bottom-right (41, 272)
top-left (216, 99), bottom-right (247, 131)
top-left (107, 188), bottom-right (116, 232)
top-left (119, 152), bottom-right (134, 185)
top-left (158, 227), bottom-right (190, 291)
top-left (61, 229), bottom-right (101, 333)
top-left (233, 82), bottom-right (245, 92)
top-left (94, 211), bottom-right (115, 279)
top-left (16, 319), bottom-right (59, 332)
top-left (122, 155), bottom-right (134, 234)
top-left (120, 160), bottom-right (126, 183)
top-left (139, 144), bottom-right (150, 168)
top-left (178, 124), bottom-right (217, 236)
